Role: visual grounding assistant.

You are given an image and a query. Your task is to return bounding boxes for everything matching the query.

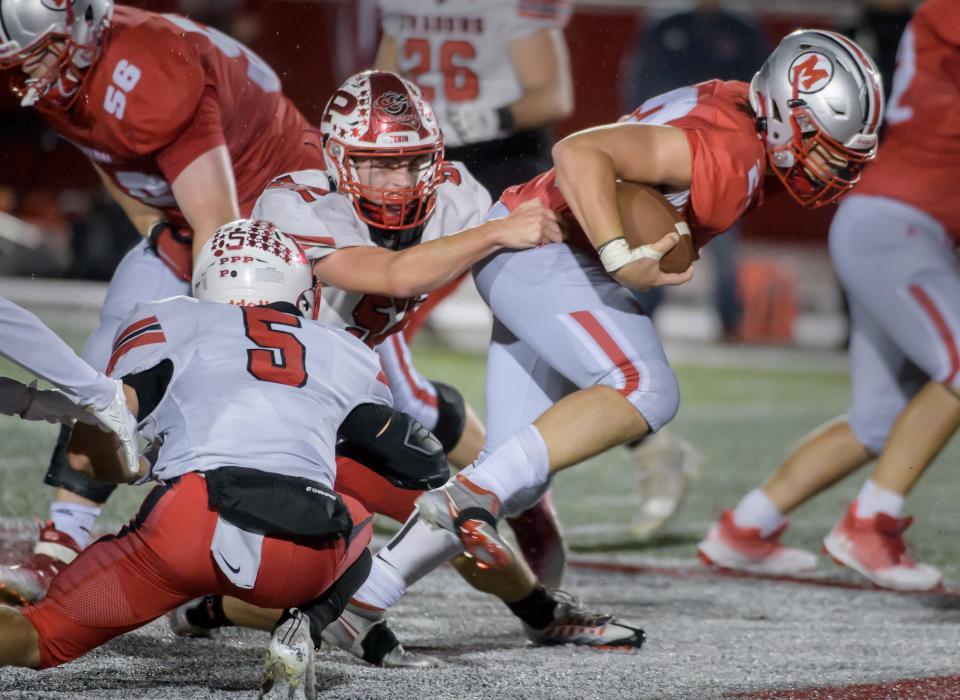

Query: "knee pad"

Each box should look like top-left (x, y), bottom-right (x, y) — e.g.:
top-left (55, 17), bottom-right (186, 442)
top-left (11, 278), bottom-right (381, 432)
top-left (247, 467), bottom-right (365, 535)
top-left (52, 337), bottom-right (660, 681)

top-left (43, 425), bottom-right (118, 504)
top-left (430, 381), bottom-right (467, 453)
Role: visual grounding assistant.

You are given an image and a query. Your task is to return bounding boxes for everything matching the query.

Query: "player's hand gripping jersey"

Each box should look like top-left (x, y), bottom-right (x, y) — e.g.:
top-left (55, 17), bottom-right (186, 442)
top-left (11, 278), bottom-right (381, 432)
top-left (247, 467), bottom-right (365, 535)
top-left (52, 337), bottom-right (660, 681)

top-left (38, 6), bottom-right (321, 232)
top-left (501, 80), bottom-right (766, 250)
top-left (378, 0), bottom-right (572, 147)
top-left (253, 161), bottom-right (492, 346)
top-left (855, 0), bottom-right (960, 240)
top-left (106, 296), bottom-right (391, 487)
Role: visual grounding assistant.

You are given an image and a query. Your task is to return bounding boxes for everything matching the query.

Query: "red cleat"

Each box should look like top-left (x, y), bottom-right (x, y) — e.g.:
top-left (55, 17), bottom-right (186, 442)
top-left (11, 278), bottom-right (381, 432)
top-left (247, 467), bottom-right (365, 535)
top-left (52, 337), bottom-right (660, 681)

top-left (822, 502), bottom-right (941, 591)
top-left (507, 491), bottom-right (566, 588)
top-left (698, 509), bottom-right (817, 575)
top-left (0, 521), bottom-right (80, 605)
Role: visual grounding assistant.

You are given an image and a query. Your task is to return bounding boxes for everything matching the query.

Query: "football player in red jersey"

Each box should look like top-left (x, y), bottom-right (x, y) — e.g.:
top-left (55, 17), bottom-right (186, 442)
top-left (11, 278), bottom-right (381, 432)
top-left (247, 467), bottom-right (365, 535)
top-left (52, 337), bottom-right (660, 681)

top-left (0, 0), bottom-right (331, 604)
top-left (411, 30), bottom-right (885, 571)
top-left (700, 0), bottom-right (959, 592)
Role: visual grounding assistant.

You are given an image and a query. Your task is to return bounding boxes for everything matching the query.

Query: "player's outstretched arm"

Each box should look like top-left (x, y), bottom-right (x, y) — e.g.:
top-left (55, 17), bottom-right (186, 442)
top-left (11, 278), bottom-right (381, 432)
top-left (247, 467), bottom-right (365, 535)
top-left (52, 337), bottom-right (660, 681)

top-left (314, 199), bottom-right (562, 298)
top-left (373, 32), bottom-right (400, 73)
top-left (505, 29), bottom-right (574, 131)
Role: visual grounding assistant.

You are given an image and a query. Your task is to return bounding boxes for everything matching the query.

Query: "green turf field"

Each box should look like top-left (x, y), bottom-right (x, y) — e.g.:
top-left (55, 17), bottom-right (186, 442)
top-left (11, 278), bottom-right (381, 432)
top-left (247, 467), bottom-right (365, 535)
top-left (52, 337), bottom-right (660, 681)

top-left (2, 312), bottom-right (958, 581)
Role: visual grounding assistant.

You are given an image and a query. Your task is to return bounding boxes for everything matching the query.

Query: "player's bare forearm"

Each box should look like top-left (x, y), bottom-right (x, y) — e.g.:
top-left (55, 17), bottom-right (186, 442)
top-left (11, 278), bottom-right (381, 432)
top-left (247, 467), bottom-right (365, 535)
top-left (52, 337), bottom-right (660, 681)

top-left (316, 200), bottom-right (560, 298)
top-left (315, 224), bottom-right (503, 299)
top-left (93, 163), bottom-right (163, 236)
top-left (507, 29), bottom-right (573, 130)
top-left (552, 124), bottom-right (692, 249)
top-left (171, 145), bottom-right (241, 259)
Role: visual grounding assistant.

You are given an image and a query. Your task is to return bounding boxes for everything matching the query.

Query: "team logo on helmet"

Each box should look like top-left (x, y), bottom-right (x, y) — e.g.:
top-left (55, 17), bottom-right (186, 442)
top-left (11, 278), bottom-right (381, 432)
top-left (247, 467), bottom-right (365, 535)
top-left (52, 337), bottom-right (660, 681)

top-left (789, 52), bottom-right (834, 94)
top-left (40, 0), bottom-right (68, 11)
top-left (373, 90), bottom-right (420, 128)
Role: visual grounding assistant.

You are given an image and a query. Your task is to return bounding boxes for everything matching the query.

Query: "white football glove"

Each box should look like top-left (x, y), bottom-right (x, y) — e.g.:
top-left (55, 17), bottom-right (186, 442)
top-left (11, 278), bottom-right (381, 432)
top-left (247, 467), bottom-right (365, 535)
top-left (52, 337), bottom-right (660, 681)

top-left (89, 379), bottom-right (142, 478)
top-left (445, 104), bottom-right (507, 146)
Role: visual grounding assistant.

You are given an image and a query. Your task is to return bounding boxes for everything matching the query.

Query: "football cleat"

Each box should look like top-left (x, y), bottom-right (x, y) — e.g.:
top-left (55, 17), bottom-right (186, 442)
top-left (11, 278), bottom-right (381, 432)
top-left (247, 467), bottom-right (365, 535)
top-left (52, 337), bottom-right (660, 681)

top-left (507, 492), bottom-right (566, 589)
top-left (0, 521), bottom-right (79, 605)
top-left (698, 509), bottom-right (817, 575)
top-left (415, 474), bottom-right (513, 570)
top-left (822, 502), bottom-right (941, 592)
top-left (167, 597), bottom-right (214, 638)
top-left (321, 604), bottom-right (439, 668)
top-left (523, 590), bottom-right (645, 649)
top-left (260, 609), bottom-right (316, 700)
top-left (629, 430), bottom-right (701, 539)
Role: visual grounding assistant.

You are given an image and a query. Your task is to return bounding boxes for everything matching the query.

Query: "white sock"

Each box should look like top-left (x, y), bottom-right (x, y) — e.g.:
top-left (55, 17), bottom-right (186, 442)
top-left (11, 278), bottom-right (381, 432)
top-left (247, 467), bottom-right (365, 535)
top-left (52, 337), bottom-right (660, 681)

top-left (353, 518), bottom-right (463, 611)
top-left (49, 501), bottom-right (100, 549)
top-left (465, 425), bottom-right (550, 506)
top-left (732, 489), bottom-right (785, 537)
top-left (855, 480), bottom-right (904, 518)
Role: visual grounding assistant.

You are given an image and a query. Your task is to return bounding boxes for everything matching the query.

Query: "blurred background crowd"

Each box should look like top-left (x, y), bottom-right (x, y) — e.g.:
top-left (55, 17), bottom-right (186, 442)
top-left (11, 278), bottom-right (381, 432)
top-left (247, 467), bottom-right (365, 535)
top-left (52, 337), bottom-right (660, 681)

top-left (0, 0), bottom-right (915, 345)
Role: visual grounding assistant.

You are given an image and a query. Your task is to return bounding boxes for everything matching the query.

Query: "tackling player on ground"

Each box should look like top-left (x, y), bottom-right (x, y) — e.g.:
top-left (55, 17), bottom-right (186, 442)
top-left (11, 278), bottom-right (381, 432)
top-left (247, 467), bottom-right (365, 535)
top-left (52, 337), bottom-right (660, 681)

top-left (699, 0), bottom-right (958, 592)
top-left (0, 0), bottom-right (332, 604)
top-left (170, 70), bottom-right (646, 663)
top-left (409, 31), bottom-right (884, 577)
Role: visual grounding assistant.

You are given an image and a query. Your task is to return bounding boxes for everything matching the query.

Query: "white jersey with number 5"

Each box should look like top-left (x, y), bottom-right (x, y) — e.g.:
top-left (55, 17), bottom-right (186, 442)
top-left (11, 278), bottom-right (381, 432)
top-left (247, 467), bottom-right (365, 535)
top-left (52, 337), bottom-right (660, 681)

top-left (106, 297), bottom-right (391, 487)
top-left (378, 0), bottom-right (572, 146)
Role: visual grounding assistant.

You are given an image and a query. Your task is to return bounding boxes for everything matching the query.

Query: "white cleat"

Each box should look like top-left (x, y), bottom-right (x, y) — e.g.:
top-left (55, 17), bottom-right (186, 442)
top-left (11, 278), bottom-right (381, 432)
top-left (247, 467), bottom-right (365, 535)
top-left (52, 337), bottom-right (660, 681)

top-left (822, 502), bottom-right (942, 592)
top-left (522, 590), bottom-right (644, 649)
top-left (90, 379), bottom-right (141, 477)
top-left (698, 510), bottom-right (817, 575)
top-left (629, 430), bottom-right (701, 538)
top-left (321, 604), bottom-right (440, 668)
top-left (260, 609), bottom-right (316, 700)
top-left (167, 598), bottom-right (213, 638)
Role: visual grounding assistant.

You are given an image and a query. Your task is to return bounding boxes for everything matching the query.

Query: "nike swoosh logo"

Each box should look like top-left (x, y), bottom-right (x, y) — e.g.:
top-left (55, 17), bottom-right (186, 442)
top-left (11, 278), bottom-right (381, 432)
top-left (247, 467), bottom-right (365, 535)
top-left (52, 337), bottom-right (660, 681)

top-left (217, 552), bottom-right (241, 574)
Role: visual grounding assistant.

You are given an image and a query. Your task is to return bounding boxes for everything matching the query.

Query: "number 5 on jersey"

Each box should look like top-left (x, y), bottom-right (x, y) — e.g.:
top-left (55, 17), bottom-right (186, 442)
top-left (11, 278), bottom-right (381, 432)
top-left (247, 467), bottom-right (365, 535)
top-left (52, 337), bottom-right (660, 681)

top-left (103, 59), bottom-right (142, 120)
top-left (242, 307), bottom-right (307, 387)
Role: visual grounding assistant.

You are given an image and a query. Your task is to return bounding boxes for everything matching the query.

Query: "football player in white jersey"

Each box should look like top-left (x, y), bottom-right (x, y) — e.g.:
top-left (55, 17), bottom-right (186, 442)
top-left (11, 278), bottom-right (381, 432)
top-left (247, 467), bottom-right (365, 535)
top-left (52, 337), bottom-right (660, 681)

top-left (0, 222), bottom-right (451, 698)
top-left (375, 0), bottom-right (573, 198)
top-left (170, 70), bottom-right (645, 663)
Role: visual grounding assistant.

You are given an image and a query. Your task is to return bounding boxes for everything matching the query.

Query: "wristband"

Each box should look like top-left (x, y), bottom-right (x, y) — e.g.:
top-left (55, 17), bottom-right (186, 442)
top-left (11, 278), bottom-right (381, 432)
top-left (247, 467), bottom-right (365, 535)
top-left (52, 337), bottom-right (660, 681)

top-left (597, 237), bottom-right (663, 273)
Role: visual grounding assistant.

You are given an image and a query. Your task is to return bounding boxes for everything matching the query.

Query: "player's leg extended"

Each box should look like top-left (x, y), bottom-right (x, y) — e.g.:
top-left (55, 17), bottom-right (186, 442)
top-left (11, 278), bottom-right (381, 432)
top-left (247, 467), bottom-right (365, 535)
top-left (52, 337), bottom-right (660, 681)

top-left (417, 242), bottom-right (679, 564)
top-left (822, 196), bottom-right (960, 590)
top-left (0, 242), bottom-right (190, 606)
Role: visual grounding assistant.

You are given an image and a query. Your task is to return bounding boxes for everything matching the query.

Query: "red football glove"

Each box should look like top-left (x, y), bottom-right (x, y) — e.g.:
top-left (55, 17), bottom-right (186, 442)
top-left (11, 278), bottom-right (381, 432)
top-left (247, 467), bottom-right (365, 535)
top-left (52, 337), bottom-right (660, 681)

top-left (148, 221), bottom-right (194, 282)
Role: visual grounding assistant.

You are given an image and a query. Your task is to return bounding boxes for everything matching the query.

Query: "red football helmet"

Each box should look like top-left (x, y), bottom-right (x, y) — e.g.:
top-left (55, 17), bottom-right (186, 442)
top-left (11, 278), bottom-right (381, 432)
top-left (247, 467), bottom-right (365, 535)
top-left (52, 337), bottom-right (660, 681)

top-left (320, 70), bottom-right (444, 233)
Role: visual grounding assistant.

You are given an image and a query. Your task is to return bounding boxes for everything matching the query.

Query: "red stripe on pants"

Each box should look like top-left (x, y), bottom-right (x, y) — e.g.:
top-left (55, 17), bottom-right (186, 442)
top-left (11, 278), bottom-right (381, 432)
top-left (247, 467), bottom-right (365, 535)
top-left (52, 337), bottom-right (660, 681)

top-left (909, 285), bottom-right (960, 385)
top-left (569, 310), bottom-right (641, 396)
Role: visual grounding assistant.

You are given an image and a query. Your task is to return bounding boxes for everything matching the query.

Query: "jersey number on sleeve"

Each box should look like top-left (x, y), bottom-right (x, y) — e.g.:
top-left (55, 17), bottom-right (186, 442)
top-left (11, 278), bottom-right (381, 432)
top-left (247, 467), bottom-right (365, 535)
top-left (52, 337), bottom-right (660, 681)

top-left (103, 59), bottom-right (142, 121)
top-left (241, 307), bottom-right (307, 387)
top-left (403, 39), bottom-right (479, 102)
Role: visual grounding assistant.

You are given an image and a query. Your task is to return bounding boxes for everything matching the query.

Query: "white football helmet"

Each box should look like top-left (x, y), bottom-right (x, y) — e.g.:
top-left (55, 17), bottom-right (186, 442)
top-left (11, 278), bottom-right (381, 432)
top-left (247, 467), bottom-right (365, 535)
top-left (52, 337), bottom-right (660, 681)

top-left (750, 29), bottom-right (884, 207)
top-left (321, 70), bottom-right (444, 236)
top-left (0, 0), bottom-right (114, 107)
top-left (192, 219), bottom-right (318, 317)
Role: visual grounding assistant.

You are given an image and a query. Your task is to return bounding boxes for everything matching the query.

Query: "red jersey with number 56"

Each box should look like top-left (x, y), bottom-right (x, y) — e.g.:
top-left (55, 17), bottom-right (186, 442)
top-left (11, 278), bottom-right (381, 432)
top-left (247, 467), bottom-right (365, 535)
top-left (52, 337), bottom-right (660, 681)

top-left (500, 80), bottom-right (766, 250)
top-left (36, 6), bottom-right (322, 230)
top-left (252, 161), bottom-right (492, 347)
top-left (855, 0), bottom-right (960, 240)
top-left (379, 0), bottom-right (572, 148)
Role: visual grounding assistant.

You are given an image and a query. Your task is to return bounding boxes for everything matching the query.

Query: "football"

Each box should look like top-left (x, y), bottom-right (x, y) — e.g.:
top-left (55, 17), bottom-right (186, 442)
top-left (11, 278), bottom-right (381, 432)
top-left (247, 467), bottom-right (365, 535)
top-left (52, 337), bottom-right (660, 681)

top-left (616, 180), bottom-right (697, 274)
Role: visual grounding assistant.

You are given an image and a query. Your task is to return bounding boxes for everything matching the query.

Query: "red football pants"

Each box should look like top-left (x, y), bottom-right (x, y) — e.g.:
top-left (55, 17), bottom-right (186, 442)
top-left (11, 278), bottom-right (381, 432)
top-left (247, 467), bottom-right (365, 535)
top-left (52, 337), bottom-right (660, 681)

top-left (23, 473), bottom-right (372, 669)
top-left (334, 456), bottom-right (420, 524)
